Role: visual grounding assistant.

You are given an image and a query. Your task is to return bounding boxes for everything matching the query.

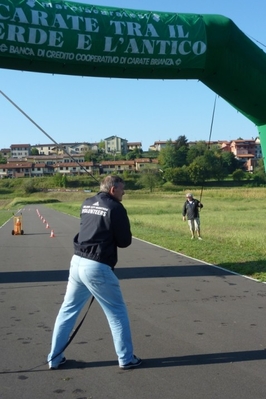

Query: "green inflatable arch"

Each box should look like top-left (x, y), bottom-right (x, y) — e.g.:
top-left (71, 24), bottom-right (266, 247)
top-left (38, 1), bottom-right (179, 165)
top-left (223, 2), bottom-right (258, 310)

top-left (1, 0), bottom-right (266, 161)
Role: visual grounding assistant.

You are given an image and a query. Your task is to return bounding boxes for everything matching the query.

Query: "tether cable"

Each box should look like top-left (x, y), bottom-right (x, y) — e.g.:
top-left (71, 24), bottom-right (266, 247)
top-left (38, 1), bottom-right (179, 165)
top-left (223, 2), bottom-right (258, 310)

top-left (0, 296), bottom-right (95, 374)
top-left (0, 90), bottom-right (99, 372)
top-left (43, 295), bottom-right (95, 370)
top-left (248, 34), bottom-right (266, 49)
top-left (0, 90), bottom-right (99, 183)
top-left (199, 94), bottom-right (217, 204)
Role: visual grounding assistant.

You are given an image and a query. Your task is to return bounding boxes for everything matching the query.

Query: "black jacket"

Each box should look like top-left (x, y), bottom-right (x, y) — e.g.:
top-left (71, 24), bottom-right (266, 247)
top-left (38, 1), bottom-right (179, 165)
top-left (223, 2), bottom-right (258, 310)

top-left (73, 192), bottom-right (132, 269)
top-left (182, 198), bottom-right (203, 220)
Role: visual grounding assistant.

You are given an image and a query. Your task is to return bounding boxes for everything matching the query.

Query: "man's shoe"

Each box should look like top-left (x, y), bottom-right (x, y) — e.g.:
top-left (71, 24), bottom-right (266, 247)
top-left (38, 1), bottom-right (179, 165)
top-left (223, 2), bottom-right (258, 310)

top-left (119, 355), bottom-right (142, 370)
top-left (49, 357), bottom-right (67, 370)
top-left (198, 237), bottom-right (203, 240)
top-left (191, 236), bottom-right (195, 239)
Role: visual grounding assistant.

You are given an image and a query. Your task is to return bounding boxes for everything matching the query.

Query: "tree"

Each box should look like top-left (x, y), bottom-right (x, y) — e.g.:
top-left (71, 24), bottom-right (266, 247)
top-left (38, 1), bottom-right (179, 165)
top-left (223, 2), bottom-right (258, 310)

top-left (174, 135), bottom-right (189, 150)
top-left (186, 141), bottom-right (207, 165)
top-left (164, 166), bottom-right (189, 184)
top-left (0, 153), bottom-right (7, 164)
top-left (84, 150), bottom-right (98, 162)
top-left (174, 135), bottom-right (189, 167)
top-left (253, 172), bottom-right (266, 185)
top-left (252, 159), bottom-right (266, 185)
top-left (203, 150), bottom-right (227, 181)
top-left (187, 161), bottom-right (206, 185)
top-left (53, 172), bottom-right (66, 187)
top-left (187, 147), bottom-right (230, 182)
top-left (98, 140), bottom-right (105, 151)
top-left (232, 169), bottom-right (246, 181)
top-left (61, 174), bottom-right (68, 188)
top-left (31, 147), bottom-right (39, 155)
top-left (126, 148), bottom-right (143, 160)
top-left (158, 141), bottom-right (178, 168)
top-left (254, 158), bottom-right (265, 174)
top-left (158, 136), bottom-right (189, 169)
top-left (138, 169), bottom-right (158, 192)
top-left (220, 151), bottom-right (241, 174)
top-left (175, 145), bottom-right (189, 167)
top-left (24, 179), bottom-right (37, 194)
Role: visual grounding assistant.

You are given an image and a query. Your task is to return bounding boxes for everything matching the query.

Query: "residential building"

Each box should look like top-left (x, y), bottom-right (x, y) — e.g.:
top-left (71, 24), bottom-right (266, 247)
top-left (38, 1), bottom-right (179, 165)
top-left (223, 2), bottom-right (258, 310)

top-left (25, 154), bottom-right (65, 164)
top-left (0, 161), bottom-right (33, 178)
top-left (255, 137), bottom-right (262, 159)
top-left (0, 159), bottom-right (96, 178)
top-left (104, 136), bottom-right (128, 155)
top-left (32, 144), bottom-right (57, 155)
top-left (230, 139), bottom-right (256, 171)
top-left (55, 143), bottom-right (88, 155)
top-left (0, 148), bottom-right (11, 158)
top-left (219, 141), bottom-right (231, 151)
top-left (149, 141), bottom-right (174, 151)
top-left (56, 142), bottom-right (92, 155)
top-left (31, 163), bottom-right (54, 177)
top-left (100, 160), bottom-right (135, 174)
top-left (1, 137), bottom-right (262, 177)
top-left (127, 142), bottom-right (142, 151)
top-left (53, 161), bottom-right (95, 175)
top-left (25, 153), bottom-right (87, 164)
top-left (135, 158), bottom-right (159, 171)
top-left (10, 144), bottom-right (31, 158)
top-left (33, 142), bottom-right (97, 156)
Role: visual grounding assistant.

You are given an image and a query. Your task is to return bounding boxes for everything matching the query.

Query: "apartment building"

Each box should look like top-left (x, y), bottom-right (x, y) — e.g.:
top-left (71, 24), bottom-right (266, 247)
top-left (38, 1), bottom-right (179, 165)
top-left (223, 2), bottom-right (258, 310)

top-left (104, 136), bottom-right (128, 155)
top-left (230, 139), bottom-right (257, 172)
top-left (10, 144), bottom-right (31, 158)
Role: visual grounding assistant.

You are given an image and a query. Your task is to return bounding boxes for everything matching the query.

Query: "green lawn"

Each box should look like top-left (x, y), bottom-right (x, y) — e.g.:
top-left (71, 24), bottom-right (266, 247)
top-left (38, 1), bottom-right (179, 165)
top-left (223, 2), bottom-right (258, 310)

top-left (44, 187), bottom-right (266, 282)
top-left (1, 187), bottom-right (266, 282)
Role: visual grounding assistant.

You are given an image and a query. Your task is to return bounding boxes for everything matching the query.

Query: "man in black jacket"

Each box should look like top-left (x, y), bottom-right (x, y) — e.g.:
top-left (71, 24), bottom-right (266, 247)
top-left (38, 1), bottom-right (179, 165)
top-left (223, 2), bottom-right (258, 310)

top-left (182, 193), bottom-right (203, 240)
top-left (47, 175), bottom-right (141, 370)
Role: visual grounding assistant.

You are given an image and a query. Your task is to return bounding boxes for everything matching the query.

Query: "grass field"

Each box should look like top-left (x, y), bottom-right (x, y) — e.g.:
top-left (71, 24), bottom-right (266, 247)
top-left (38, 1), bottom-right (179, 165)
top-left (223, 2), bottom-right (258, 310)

top-left (1, 187), bottom-right (266, 282)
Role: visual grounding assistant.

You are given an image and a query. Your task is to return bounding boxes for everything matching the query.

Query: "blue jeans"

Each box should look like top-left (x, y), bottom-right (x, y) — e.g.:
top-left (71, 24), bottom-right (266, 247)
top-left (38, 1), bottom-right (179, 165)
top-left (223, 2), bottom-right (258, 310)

top-left (47, 255), bottom-right (134, 367)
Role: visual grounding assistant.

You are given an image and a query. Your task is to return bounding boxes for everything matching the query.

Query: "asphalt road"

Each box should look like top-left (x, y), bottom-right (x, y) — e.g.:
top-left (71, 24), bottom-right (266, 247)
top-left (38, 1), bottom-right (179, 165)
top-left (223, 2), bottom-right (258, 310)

top-left (0, 205), bottom-right (266, 399)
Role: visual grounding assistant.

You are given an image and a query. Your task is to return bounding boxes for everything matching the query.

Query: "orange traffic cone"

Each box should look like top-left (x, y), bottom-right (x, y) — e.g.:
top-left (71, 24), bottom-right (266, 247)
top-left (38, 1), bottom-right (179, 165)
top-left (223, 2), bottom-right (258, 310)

top-left (50, 230), bottom-right (55, 238)
top-left (46, 223), bottom-right (49, 229)
top-left (43, 219), bottom-right (46, 223)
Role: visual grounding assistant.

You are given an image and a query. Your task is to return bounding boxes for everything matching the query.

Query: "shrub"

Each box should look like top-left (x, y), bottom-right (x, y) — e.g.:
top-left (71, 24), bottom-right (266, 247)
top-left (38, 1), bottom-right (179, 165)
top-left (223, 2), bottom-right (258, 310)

top-left (232, 169), bottom-right (246, 181)
top-left (23, 180), bottom-right (37, 194)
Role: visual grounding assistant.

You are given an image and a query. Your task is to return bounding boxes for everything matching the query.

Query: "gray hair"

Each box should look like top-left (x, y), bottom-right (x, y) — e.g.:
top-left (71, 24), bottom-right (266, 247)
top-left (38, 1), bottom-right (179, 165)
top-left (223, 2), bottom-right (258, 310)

top-left (100, 175), bottom-right (125, 193)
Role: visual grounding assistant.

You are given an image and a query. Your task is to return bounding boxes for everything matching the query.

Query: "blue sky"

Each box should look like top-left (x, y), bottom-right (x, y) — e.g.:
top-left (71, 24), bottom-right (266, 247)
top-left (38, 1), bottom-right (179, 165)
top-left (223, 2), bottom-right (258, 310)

top-left (1, 0), bottom-right (265, 151)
